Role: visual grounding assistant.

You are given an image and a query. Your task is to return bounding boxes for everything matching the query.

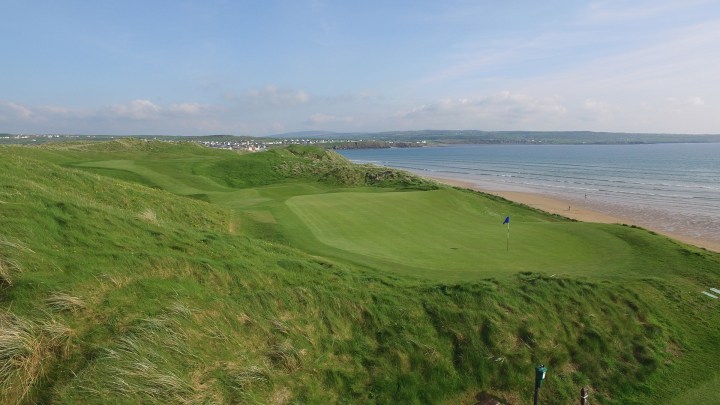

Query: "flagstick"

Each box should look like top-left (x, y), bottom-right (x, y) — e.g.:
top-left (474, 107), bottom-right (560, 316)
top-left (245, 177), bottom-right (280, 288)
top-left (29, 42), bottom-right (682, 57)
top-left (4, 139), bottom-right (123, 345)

top-left (506, 221), bottom-right (510, 252)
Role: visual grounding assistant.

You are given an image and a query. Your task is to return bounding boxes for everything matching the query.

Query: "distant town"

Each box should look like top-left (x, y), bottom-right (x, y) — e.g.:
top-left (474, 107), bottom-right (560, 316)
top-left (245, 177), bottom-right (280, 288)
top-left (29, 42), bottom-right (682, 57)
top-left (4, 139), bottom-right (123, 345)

top-left (0, 133), bottom-right (427, 151)
top-left (2, 130), bottom-right (720, 150)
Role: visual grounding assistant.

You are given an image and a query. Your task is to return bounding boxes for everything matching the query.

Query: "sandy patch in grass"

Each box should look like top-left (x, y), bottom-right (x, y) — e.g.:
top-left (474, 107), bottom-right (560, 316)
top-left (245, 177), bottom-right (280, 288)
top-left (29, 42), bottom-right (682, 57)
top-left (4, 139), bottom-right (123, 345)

top-left (137, 208), bottom-right (158, 223)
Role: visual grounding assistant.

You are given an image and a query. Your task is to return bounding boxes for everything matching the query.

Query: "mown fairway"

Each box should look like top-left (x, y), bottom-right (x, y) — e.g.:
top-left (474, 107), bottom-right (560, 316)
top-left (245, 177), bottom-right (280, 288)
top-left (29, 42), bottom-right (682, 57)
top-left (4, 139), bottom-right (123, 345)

top-left (2, 140), bottom-right (719, 404)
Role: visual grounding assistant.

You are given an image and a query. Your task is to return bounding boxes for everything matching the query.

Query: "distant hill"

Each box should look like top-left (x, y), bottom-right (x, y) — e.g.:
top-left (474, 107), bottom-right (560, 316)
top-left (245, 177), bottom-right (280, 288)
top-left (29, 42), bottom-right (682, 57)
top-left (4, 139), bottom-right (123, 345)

top-left (269, 130), bottom-right (338, 138)
top-left (271, 130), bottom-right (720, 144)
top-left (4, 130), bottom-right (720, 145)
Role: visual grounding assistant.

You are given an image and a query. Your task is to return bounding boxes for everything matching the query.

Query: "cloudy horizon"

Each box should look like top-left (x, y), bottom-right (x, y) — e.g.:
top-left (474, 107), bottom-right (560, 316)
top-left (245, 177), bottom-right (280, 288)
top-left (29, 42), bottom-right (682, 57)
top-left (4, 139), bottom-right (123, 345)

top-left (2, 1), bottom-right (720, 136)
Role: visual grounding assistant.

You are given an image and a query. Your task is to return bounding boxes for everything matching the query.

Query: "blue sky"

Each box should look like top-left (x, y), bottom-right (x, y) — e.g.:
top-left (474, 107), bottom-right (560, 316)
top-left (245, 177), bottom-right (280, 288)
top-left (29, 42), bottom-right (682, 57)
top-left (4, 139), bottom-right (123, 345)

top-left (2, 0), bottom-right (719, 135)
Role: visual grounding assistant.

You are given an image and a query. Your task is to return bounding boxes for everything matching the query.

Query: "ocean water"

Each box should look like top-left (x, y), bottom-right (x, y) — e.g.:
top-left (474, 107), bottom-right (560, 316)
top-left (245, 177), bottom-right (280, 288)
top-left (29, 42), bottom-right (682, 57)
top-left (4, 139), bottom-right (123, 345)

top-left (338, 143), bottom-right (720, 247)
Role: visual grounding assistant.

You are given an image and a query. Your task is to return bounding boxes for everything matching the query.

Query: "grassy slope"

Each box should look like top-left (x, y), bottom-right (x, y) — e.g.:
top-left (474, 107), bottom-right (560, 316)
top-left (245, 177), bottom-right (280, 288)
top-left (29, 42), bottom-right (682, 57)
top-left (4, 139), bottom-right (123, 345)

top-left (0, 140), bottom-right (719, 404)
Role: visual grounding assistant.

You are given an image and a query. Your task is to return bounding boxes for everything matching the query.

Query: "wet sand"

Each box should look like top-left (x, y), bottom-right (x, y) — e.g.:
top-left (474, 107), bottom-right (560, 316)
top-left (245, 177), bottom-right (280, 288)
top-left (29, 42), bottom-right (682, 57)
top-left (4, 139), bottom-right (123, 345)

top-left (428, 175), bottom-right (720, 253)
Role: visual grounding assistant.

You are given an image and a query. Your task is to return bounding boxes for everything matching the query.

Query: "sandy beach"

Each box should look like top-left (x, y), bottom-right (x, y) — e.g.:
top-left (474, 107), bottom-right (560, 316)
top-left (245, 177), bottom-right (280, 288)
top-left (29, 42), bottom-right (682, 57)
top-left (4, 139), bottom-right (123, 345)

top-left (428, 175), bottom-right (720, 253)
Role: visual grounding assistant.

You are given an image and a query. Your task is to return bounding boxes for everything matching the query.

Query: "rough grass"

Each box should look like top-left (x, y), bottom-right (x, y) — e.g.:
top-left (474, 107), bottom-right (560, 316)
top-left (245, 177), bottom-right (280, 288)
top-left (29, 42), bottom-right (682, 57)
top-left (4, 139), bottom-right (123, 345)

top-left (46, 292), bottom-right (86, 313)
top-left (0, 236), bottom-right (31, 288)
top-left (0, 141), bottom-right (719, 403)
top-left (0, 313), bottom-right (38, 404)
top-left (0, 256), bottom-right (14, 288)
top-left (0, 311), bottom-right (75, 403)
top-left (68, 305), bottom-right (275, 404)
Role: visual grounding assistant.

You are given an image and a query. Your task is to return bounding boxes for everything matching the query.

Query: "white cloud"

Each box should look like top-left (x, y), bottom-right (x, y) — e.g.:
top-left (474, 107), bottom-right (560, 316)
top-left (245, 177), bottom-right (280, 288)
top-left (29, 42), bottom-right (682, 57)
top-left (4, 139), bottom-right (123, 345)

top-left (0, 102), bottom-right (34, 121)
top-left (578, 98), bottom-right (622, 127)
top-left (486, 18), bottom-right (720, 133)
top-left (399, 91), bottom-right (567, 129)
top-left (109, 99), bottom-right (161, 120)
top-left (582, 98), bottom-right (614, 115)
top-left (569, 95), bottom-right (714, 133)
top-left (245, 86), bottom-right (310, 107)
top-left (515, 18), bottom-right (720, 97)
top-left (168, 103), bottom-right (204, 115)
top-left (305, 113), bottom-right (354, 125)
top-left (103, 100), bottom-right (212, 121)
top-left (0, 99), bottom-right (223, 135)
top-left (665, 96), bottom-right (705, 107)
top-left (42, 105), bottom-right (77, 115)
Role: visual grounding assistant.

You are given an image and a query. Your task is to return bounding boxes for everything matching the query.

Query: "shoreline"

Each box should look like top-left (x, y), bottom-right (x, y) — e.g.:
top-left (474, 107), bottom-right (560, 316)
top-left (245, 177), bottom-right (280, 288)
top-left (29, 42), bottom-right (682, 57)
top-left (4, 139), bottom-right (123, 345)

top-left (427, 175), bottom-right (720, 253)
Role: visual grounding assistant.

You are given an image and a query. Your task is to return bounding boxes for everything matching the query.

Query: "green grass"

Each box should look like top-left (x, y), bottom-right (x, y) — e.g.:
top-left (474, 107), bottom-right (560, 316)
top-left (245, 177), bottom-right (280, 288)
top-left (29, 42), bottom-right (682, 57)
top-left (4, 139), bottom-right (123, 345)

top-left (669, 374), bottom-right (720, 404)
top-left (74, 158), bottom-right (230, 195)
top-left (284, 190), bottom-right (638, 281)
top-left (0, 139), bottom-right (719, 404)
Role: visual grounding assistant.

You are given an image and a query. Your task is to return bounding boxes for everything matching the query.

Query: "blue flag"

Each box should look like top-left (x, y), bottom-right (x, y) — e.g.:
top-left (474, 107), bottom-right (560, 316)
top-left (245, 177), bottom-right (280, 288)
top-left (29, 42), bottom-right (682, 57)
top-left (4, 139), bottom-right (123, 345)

top-left (503, 216), bottom-right (510, 224)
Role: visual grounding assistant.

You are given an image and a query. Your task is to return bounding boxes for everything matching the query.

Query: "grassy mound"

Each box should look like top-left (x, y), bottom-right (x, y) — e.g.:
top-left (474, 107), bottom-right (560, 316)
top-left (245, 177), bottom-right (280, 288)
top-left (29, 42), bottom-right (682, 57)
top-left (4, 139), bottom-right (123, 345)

top-left (197, 144), bottom-right (439, 189)
top-left (0, 140), bottom-right (719, 404)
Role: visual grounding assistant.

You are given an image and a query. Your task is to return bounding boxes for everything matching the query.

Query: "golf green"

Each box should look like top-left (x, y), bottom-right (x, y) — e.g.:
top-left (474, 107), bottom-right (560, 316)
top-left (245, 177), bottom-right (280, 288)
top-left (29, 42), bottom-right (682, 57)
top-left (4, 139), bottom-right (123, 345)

top-left (285, 190), bottom-right (635, 280)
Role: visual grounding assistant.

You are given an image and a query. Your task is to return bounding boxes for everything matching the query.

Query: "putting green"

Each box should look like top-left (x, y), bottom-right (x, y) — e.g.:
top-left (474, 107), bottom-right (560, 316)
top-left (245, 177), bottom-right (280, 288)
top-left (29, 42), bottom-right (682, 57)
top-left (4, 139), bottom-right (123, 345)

top-left (285, 189), bottom-right (634, 280)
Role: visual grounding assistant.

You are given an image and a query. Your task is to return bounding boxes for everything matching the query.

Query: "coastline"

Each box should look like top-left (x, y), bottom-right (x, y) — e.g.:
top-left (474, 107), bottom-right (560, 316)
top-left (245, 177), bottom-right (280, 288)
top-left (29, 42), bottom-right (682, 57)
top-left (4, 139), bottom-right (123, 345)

top-left (426, 175), bottom-right (720, 253)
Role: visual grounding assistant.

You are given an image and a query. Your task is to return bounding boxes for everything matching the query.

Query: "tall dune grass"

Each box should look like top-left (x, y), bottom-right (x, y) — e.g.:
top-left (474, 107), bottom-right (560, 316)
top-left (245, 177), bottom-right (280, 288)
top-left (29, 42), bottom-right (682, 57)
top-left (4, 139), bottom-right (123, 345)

top-left (0, 311), bottom-right (74, 403)
top-left (46, 292), bottom-right (86, 313)
top-left (0, 236), bottom-right (31, 288)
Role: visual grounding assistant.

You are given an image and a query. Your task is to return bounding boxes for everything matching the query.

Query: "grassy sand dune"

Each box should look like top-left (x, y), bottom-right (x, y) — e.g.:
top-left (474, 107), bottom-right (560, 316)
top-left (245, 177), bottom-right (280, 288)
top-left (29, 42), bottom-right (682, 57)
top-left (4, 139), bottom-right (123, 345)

top-left (0, 140), bottom-right (719, 404)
